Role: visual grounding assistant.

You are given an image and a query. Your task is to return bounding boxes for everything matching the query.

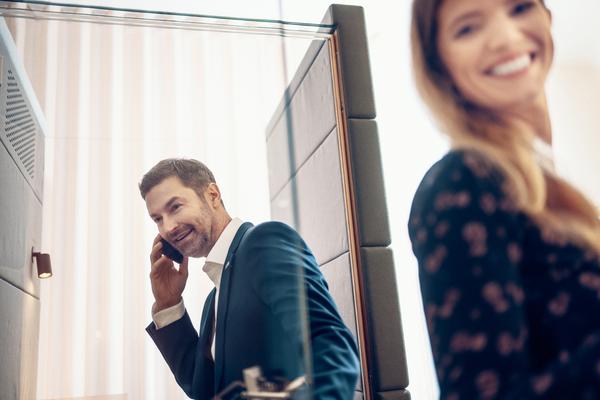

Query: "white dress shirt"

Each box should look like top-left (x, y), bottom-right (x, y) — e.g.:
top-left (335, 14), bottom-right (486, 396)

top-left (152, 217), bottom-right (245, 359)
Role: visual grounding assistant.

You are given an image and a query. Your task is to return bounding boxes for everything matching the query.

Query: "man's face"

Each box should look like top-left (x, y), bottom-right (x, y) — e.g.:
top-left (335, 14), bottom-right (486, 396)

top-left (145, 176), bottom-right (217, 258)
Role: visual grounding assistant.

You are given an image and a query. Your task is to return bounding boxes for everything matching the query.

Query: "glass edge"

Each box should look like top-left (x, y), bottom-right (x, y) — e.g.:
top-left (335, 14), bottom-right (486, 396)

top-left (2, 0), bottom-right (336, 32)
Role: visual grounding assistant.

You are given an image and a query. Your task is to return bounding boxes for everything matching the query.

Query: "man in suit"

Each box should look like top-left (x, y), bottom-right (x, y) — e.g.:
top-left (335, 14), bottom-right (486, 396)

top-left (140, 158), bottom-right (359, 399)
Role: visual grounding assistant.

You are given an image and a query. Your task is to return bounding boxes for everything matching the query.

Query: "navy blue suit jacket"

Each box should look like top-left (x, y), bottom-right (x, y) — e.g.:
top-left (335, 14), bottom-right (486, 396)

top-left (147, 221), bottom-right (359, 399)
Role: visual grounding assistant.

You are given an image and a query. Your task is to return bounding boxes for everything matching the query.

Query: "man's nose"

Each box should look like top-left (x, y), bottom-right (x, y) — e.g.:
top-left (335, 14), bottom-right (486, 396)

top-left (162, 216), bottom-right (178, 238)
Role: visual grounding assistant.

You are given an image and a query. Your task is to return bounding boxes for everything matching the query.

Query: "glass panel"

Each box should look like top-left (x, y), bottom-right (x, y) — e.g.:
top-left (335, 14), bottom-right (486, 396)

top-left (0, 1), bottom-right (334, 35)
top-left (0, 2), bottom-right (361, 400)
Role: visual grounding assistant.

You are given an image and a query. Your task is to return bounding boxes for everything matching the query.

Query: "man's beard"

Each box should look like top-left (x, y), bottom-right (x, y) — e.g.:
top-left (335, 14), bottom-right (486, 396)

top-left (180, 228), bottom-right (211, 258)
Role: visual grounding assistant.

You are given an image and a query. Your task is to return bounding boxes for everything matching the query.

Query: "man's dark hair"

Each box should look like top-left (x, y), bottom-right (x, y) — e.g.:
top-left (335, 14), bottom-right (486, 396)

top-left (139, 158), bottom-right (216, 200)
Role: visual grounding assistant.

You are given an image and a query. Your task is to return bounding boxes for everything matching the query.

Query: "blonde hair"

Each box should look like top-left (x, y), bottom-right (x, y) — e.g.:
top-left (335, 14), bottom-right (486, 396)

top-left (411, 0), bottom-right (600, 254)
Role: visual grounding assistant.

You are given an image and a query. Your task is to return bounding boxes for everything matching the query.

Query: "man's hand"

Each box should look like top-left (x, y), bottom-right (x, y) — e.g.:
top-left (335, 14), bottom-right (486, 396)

top-left (149, 234), bottom-right (189, 312)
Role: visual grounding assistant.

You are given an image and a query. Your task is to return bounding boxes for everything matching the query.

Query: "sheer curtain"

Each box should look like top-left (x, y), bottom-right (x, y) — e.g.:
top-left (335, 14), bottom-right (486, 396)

top-left (10, 2), bottom-right (600, 400)
top-left (5, 14), bottom-right (298, 400)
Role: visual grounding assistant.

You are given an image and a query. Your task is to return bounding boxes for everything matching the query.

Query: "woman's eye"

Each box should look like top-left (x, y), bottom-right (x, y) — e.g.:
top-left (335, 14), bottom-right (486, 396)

top-left (455, 25), bottom-right (475, 38)
top-left (512, 1), bottom-right (535, 16)
top-left (171, 203), bottom-right (181, 212)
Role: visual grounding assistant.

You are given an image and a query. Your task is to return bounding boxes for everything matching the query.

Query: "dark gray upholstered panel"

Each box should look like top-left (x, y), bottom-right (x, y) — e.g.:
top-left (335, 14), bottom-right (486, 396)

top-left (322, 5), bottom-right (375, 119)
top-left (321, 251), bottom-right (364, 392)
top-left (270, 128), bottom-right (348, 265)
top-left (347, 119), bottom-right (390, 247)
top-left (265, 40), bottom-right (327, 136)
top-left (0, 278), bottom-right (40, 400)
top-left (320, 252), bottom-right (356, 338)
top-left (267, 5), bottom-right (409, 397)
top-left (377, 390), bottom-right (411, 400)
top-left (265, 19), bottom-right (360, 397)
top-left (269, 182), bottom-right (295, 229)
top-left (360, 248), bottom-right (409, 391)
top-left (0, 134), bottom-right (41, 298)
top-left (267, 41), bottom-right (336, 198)
top-left (324, 5), bottom-right (409, 397)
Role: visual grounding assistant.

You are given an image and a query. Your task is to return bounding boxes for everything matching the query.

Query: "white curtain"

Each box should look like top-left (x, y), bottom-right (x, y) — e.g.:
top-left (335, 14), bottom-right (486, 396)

top-left (9, 2), bottom-right (600, 400)
top-left (5, 14), bottom-right (311, 400)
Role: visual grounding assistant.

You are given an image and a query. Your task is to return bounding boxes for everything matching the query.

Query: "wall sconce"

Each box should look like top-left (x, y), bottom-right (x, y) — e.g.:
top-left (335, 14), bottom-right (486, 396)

top-left (32, 251), bottom-right (53, 279)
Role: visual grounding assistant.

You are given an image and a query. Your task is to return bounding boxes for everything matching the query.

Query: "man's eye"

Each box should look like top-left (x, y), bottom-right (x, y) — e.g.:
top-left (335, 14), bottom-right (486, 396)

top-left (512, 1), bottom-right (535, 16)
top-left (171, 203), bottom-right (181, 212)
top-left (153, 217), bottom-right (162, 224)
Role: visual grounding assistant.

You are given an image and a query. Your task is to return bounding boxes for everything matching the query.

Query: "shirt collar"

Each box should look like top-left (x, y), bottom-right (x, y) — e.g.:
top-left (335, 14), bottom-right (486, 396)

top-left (533, 136), bottom-right (555, 171)
top-left (202, 217), bottom-right (244, 289)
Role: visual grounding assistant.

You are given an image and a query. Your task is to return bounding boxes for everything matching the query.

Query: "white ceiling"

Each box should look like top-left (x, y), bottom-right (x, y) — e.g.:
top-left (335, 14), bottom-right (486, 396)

top-left (38, 0), bottom-right (600, 66)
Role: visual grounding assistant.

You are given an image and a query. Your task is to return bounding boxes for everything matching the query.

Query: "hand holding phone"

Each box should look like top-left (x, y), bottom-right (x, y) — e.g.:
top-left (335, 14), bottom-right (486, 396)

top-left (149, 235), bottom-right (188, 312)
top-left (160, 238), bottom-right (184, 264)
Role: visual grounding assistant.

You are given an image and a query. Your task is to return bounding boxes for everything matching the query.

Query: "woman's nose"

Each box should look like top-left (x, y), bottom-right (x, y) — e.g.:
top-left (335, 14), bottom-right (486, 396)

top-left (486, 13), bottom-right (524, 52)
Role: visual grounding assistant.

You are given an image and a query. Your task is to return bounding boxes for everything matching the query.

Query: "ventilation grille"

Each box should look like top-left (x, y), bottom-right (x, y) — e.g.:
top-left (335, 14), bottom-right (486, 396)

top-left (4, 69), bottom-right (37, 180)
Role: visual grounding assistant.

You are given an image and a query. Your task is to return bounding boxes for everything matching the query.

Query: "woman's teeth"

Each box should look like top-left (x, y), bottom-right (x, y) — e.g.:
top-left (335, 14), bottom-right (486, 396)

top-left (490, 54), bottom-right (531, 76)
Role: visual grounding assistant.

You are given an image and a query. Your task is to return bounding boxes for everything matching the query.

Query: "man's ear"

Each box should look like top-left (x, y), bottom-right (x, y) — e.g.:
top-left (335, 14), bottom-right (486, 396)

top-left (205, 183), bottom-right (222, 208)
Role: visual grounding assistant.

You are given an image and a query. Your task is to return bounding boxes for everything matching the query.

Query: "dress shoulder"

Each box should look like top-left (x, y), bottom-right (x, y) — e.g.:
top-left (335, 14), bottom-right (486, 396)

top-left (409, 150), bottom-right (512, 223)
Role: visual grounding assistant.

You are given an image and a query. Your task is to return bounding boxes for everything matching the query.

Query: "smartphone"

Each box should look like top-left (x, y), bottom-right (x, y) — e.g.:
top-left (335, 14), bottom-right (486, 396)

top-left (160, 238), bottom-right (184, 264)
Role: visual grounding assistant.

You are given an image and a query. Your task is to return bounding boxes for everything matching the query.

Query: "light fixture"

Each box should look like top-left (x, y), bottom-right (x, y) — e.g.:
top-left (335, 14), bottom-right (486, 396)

top-left (32, 251), bottom-right (53, 279)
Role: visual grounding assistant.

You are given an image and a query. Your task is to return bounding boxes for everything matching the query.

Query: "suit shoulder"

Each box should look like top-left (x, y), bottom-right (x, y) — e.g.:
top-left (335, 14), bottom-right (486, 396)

top-left (235, 221), bottom-right (305, 255)
top-left (245, 221), bottom-right (300, 241)
top-left (235, 221), bottom-right (317, 274)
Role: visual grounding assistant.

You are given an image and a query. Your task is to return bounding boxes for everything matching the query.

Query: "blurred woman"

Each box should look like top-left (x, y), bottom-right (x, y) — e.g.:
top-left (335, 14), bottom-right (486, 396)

top-left (408, 0), bottom-right (600, 398)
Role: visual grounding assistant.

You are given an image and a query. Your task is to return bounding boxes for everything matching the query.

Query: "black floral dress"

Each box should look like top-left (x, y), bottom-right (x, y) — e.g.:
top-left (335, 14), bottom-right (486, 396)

top-left (408, 150), bottom-right (600, 399)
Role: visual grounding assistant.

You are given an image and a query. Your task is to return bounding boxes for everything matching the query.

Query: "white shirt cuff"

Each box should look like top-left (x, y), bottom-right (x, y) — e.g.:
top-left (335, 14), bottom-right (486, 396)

top-left (152, 299), bottom-right (185, 329)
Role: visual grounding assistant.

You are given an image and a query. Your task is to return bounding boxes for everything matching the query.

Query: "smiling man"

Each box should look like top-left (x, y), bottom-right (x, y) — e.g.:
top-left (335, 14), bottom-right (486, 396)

top-left (139, 158), bottom-right (359, 400)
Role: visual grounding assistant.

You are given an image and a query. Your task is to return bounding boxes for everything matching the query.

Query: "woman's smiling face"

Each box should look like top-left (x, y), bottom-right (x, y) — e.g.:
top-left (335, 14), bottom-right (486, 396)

top-left (436, 0), bottom-right (553, 113)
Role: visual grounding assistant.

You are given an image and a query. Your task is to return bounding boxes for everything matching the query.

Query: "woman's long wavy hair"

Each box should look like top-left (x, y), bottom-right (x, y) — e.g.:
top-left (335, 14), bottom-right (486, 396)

top-left (411, 0), bottom-right (600, 254)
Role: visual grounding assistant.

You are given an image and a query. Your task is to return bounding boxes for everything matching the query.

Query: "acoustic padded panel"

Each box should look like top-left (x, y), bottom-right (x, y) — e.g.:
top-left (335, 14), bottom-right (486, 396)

top-left (0, 142), bottom-right (41, 297)
top-left (266, 42), bottom-right (336, 198)
top-left (377, 390), bottom-right (411, 400)
top-left (269, 182), bottom-right (295, 231)
top-left (360, 247), bottom-right (409, 391)
top-left (321, 251), bottom-right (363, 392)
top-left (322, 5), bottom-right (376, 119)
top-left (270, 128), bottom-right (348, 265)
top-left (348, 119), bottom-right (390, 247)
top-left (266, 40), bottom-right (327, 136)
top-left (320, 251), bottom-right (356, 338)
top-left (0, 278), bottom-right (40, 400)
top-left (266, 121), bottom-right (294, 200)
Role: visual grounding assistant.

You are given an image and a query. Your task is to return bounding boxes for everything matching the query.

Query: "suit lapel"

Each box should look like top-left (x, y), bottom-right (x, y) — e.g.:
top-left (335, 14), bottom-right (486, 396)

top-left (214, 222), bottom-right (253, 390)
top-left (199, 289), bottom-right (216, 358)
